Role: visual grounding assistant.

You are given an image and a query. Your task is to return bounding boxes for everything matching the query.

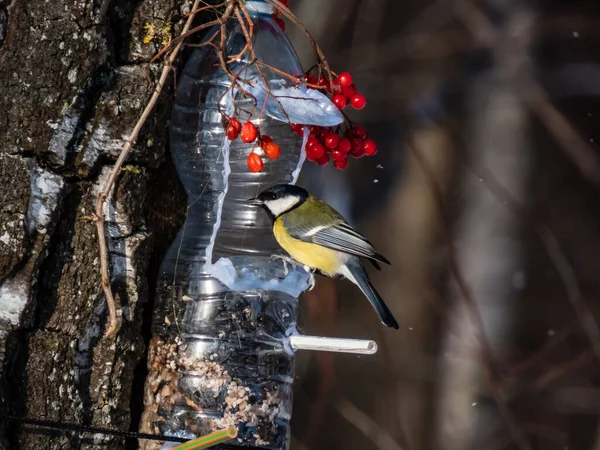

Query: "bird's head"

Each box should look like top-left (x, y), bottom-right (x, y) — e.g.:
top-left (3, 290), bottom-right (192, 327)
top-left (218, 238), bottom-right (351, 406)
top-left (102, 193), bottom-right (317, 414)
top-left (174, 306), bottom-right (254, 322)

top-left (246, 184), bottom-right (309, 219)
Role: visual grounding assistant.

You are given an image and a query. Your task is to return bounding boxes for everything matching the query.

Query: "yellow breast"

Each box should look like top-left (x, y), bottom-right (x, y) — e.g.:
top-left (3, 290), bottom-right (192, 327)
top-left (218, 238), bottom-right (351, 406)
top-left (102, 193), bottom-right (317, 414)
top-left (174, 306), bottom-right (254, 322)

top-left (273, 218), bottom-right (341, 276)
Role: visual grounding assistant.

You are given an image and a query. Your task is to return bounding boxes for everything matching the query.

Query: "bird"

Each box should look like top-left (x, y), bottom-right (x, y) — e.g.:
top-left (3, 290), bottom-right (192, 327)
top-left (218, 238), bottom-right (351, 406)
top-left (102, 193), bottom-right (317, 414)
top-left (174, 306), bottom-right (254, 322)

top-left (247, 183), bottom-right (399, 329)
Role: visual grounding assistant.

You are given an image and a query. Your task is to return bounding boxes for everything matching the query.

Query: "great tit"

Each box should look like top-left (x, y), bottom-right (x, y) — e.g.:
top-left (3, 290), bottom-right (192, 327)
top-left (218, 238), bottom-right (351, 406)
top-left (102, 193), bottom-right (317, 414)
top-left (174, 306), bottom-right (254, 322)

top-left (247, 184), bottom-right (399, 329)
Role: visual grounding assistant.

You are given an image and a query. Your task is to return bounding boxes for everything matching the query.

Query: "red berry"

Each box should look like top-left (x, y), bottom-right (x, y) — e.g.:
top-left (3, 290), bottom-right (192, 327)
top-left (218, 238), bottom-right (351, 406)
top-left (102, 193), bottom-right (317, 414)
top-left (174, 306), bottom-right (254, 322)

top-left (338, 138), bottom-right (351, 153)
top-left (350, 138), bottom-right (364, 157)
top-left (259, 135), bottom-right (272, 147)
top-left (324, 133), bottom-right (340, 149)
top-left (263, 141), bottom-right (281, 159)
top-left (226, 125), bottom-right (239, 140)
top-left (311, 143), bottom-right (325, 159)
top-left (341, 83), bottom-right (357, 98)
top-left (306, 139), bottom-right (324, 161)
top-left (316, 153), bottom-right (330, 166)
top-left (241, 121), bottom-right (258, 143)
top-left (352, 125), bottom-right (367, 139)
top-left (274, 16), bottom-right (285, 31)
top-left (229, 117), bottom-right (242, 131)
top-left (291, 123), bottom-right (304, 136)
top-left (306, 74), bottom-right (318, 85)
top-left (247, 152), bottom-right (264, 172)
top-left (317, 76), bottom-right (328, 88)
top-left (350, 93), bottom-right (367, 110)
top-left (337, 72), bottom-right (353, 88)
top-left (363, 138), bottom-right (377, 156)
top-left (332, 94), bottom-right (347, 110)
top-left (351, 138), bottom-right (363, 152)
top-left (334, 157), bottom-right (349, 170)
top-left (331, 149), bottom-right (347, 161)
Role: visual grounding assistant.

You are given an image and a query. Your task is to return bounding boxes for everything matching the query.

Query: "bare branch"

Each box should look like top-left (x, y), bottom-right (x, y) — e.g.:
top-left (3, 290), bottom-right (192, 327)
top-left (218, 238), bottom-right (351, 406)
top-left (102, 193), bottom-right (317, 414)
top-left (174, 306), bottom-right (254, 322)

top-left (95, 0), bottom-right (205, 337)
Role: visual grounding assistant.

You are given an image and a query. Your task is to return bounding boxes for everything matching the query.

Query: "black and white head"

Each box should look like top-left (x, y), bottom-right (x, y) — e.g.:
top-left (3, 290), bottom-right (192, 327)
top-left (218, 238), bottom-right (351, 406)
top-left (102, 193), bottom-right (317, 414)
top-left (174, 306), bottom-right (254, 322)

top-left (246, 184), bottom-right (309, 220)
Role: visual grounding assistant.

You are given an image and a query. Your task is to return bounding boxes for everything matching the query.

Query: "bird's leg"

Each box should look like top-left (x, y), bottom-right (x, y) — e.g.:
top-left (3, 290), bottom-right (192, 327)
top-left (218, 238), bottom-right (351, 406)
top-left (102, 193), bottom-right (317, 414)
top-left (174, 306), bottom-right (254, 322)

top-left (307, 271), bottom-right (316, 291)
top-left (270, 254), bottom-right (298, 277)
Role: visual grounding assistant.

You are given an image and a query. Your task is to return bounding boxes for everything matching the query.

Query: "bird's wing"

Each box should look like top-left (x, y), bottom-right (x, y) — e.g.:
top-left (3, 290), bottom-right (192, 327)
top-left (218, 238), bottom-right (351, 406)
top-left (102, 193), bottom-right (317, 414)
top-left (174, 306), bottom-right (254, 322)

top-left (283, 200), bottom-right (390, 265)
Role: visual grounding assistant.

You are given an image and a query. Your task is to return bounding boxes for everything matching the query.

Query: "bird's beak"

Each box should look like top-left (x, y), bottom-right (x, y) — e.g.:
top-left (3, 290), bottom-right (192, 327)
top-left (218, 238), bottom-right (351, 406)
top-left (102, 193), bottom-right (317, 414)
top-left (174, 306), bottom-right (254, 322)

top-left (245, 197), bottom-right (262, 207)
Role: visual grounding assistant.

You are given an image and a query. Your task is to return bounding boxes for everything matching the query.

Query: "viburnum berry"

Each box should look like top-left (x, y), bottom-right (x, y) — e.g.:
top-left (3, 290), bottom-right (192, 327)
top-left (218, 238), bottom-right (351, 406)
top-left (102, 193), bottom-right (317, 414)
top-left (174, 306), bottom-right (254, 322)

top-left (350, 93), bottom-right (367, 110)
top-left (316, 153), bottom-right (330, 166)
top-left (259, 135), bottom-right (272, 147)
top-left (363, 138), bottom-right (378, 156)
top-left (311, 142), bottom-right (325, 159)
top-left (341, 83), bottom-right (357, 98)
top-left (331, 149), bottom-right (347, 161)
top-left (350, 137), bottom-right (363, 153)
top-left (334, 157), bottom-right (349, 170)
top-left (263, 141), bottom-right (281, 159)
top-left (338, 138), bottom-right (351, 153)
top-left (291, 123), bottom-right (304, 136)
top-left (324, 133), bottom-right (340, 149)
top-left (226, 125), bottom-right (239, 140)
top-left (352, 125), bottom-right (367, 139)
top-left (337, 72), bottom-right (353, 88)
top-left (229, 117), bottom-right (242, 131)
top-left (241, 121), bottom-right (258, 143)
top-left (332, 94), bottom-right (347, 110)
top-left (247, 152), bottom-right (264, 173)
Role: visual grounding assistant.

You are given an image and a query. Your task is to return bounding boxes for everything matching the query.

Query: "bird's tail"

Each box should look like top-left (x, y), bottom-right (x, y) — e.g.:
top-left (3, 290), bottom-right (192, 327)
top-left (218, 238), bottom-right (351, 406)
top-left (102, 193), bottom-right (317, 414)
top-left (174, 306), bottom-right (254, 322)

top-left (342, 260), bottom-right (399, 329)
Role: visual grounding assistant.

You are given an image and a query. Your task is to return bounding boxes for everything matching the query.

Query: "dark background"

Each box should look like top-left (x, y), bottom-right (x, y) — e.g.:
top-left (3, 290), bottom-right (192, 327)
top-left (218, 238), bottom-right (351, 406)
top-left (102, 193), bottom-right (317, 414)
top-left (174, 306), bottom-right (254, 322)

top-left (288, 0), bottom-right (600, 449)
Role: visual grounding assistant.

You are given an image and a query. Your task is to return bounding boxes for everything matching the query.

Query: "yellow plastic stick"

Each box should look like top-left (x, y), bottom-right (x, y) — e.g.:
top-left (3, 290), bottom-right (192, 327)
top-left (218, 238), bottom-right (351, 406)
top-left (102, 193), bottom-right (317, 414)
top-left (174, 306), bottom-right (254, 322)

top-left (172, 426), bottom-right (238, 450)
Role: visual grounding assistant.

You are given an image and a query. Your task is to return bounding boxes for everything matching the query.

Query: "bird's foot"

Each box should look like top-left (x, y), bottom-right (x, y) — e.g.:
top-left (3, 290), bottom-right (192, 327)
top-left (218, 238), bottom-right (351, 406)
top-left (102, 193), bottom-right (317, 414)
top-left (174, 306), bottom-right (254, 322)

top-left (271, 254), bottom-right (297, 277)
top-left (307, 272), bottom-right (316, 291)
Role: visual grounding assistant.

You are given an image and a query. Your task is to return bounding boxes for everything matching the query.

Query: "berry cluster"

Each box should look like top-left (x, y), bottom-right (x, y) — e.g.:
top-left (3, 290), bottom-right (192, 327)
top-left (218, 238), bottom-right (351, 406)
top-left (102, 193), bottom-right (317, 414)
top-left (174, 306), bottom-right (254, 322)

top-left (224, 70), bottom-right (376, 173)
top-left (291, 123), bottom-right (377, 170)
top-left (291, 70), bottom-right (376, 169)
top-left (225, 118), bottom-right (281, 173)
top-left (306, 71), bottom-right (367, 112)
top-left (271, 0), bottom-right (288, 30)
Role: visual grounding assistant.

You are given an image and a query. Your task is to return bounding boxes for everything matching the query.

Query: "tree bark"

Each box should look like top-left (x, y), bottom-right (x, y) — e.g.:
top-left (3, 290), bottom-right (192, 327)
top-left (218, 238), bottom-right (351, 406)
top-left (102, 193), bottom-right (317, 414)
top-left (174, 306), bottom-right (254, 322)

top-left (0, 0), bottom-right (190, 448)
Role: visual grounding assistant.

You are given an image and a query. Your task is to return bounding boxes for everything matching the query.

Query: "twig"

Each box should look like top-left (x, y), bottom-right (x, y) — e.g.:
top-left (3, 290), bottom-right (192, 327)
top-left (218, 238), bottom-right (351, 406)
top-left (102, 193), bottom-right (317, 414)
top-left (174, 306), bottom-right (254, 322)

top-left (263, 0), bottom-right (334, 86)
top-left (474, 164), bottom-right (600, 361)
top-left (525, 81), bottom-right (600, 188)
top-left (234, 6), bottom-right (292, 124)
top-left (336, 398), bottom-right (404, 450)
top-left (94, 0), bottom-right (204, 337)
top-left (530, 349), bottom-right (594, 393)
top-left (150, 4), bottom-right (234, 64)
top-left (454, 1), bottom-right (600, 190)
top-left (406, 135), bottom-right (533, 450)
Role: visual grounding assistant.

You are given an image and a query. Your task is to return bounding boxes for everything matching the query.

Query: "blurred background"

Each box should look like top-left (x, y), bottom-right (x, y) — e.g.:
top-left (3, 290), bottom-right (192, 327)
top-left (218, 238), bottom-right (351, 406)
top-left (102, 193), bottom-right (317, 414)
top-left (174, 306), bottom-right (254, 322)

top-left (283, 0), bottom-right (600, 449)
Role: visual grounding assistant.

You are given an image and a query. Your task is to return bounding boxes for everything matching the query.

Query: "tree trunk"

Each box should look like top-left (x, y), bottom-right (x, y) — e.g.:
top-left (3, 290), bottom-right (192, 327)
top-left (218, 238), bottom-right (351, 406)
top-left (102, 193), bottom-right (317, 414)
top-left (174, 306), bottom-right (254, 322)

top-left (0, 0), bottom-right (191, 448)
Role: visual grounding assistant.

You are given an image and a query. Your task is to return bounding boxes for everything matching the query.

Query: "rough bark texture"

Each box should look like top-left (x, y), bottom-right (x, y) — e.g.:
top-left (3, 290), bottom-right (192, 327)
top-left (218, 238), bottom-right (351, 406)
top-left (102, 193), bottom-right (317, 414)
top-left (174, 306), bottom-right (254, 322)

top-left (0, 0), bottom-right (190, 448)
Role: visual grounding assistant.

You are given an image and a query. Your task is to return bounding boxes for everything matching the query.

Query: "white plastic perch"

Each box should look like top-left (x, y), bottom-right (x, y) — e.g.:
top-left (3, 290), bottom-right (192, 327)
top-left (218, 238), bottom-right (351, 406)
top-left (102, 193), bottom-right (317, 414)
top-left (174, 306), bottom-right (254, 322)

top-left (288, 334), bottom-right (378, 355)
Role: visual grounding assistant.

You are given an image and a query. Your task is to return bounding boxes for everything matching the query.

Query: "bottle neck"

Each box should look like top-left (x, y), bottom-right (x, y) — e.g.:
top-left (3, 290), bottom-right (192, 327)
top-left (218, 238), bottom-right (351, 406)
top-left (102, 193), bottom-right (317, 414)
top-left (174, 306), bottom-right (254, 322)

top-left (244, 0), bottom-right (275, 16)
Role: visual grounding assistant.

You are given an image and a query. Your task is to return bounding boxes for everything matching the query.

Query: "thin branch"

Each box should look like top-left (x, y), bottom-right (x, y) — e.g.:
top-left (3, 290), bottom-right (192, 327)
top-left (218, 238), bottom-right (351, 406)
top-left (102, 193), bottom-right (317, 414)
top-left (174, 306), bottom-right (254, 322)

top-left (455, 1), bottom-right (600, 190)
top-left (336, 398), bottom-right (404, 450)
top-left (406, 135), bottom-right (533, 450)
top-left (234, 6), bottom-right (292, 125)
top-left (150, 3), bottom-right (234, 64)
top-left (474, 164), bottom-right (600, 361)
top-left (263, 0), bottom-right (334, 85)
top-left (95, 0), bottom-right (204, 337)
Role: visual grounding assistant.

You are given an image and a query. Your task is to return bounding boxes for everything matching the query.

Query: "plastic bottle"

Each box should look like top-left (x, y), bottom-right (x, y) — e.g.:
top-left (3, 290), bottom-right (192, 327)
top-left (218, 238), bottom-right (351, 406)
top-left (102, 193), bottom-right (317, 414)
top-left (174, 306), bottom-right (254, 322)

top-left (139, 2), bottom-right (333, 449)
